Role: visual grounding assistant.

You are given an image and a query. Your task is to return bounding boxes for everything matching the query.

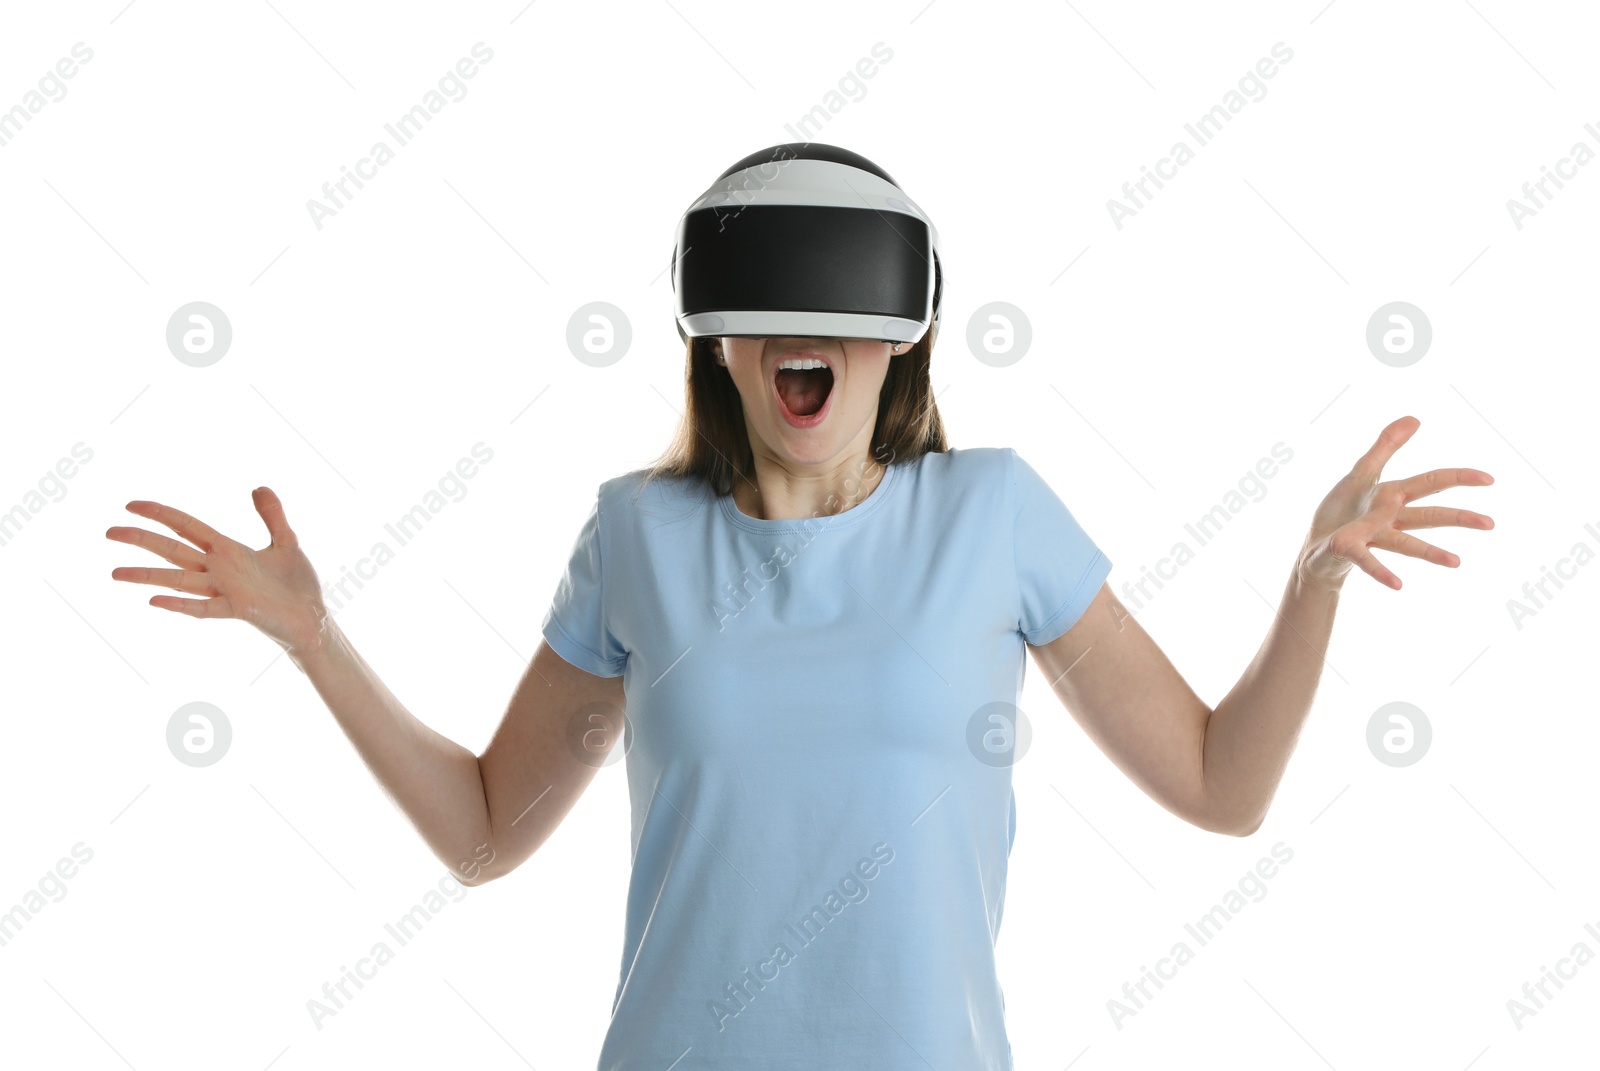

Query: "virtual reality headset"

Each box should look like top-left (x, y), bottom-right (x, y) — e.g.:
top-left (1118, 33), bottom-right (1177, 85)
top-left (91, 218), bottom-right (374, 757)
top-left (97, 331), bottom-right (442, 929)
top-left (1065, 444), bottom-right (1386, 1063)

top-left (671, 143), bottom-right (943, 348)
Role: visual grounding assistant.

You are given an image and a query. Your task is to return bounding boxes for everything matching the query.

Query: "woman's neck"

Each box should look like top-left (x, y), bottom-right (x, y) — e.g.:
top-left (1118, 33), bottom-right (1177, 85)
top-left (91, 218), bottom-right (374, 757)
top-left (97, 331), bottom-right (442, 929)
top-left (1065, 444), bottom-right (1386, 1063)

top-left (732, 450), bottom-right (886, 521)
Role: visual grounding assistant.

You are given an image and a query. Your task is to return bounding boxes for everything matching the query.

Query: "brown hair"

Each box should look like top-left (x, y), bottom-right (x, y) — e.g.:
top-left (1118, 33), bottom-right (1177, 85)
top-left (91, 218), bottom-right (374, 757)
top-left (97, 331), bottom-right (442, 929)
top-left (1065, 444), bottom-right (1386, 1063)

top-left (639, 332), bottom-right (950, 499)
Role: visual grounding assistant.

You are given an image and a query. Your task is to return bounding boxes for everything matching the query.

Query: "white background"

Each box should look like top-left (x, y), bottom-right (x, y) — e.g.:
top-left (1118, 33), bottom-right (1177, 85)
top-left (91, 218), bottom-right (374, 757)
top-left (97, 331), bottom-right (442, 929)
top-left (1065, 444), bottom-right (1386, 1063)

top-left (1, 1), bottom-right (1595, 1068)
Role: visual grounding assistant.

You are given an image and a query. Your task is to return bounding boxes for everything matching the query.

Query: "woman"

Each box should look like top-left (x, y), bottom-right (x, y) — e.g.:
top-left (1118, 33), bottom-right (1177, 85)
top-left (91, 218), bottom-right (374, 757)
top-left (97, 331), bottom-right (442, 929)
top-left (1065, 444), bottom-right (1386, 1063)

top-left (107, 146), bottom-right (1494, 1069)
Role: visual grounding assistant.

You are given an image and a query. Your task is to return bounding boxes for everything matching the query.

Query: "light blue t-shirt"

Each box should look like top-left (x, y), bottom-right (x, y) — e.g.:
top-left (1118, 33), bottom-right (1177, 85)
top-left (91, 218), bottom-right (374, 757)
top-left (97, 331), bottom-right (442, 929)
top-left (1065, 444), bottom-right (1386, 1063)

top-left (540, 445), bottom-right (1112, 1071)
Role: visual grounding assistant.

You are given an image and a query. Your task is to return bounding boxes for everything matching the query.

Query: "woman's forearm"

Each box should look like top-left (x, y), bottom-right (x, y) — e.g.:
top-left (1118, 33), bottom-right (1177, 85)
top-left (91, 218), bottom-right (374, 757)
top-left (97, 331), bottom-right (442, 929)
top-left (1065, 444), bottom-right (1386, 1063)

top-left (1199, 555), bottom-right (1344, 834)
top-left (289, 618), bottom-right (494, 875)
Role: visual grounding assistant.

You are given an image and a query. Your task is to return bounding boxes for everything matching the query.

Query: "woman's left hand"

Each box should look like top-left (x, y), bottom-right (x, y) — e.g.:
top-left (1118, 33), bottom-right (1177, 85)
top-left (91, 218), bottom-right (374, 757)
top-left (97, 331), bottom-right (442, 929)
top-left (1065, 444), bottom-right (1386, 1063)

top-left (1297, 415), bottom-right (1495, 591)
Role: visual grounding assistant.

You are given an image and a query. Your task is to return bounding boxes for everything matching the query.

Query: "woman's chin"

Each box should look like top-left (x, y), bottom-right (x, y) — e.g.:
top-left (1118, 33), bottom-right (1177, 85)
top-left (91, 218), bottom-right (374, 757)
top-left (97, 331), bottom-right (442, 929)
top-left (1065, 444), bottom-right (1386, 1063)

top-left (762, 407), bottom-right (867, 467)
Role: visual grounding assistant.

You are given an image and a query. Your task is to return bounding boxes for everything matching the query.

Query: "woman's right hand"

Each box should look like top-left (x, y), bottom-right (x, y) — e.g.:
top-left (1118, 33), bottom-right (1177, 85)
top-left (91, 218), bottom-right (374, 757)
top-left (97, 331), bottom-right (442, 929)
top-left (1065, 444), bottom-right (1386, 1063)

top-left (107, 487), bottom-right (330, 655)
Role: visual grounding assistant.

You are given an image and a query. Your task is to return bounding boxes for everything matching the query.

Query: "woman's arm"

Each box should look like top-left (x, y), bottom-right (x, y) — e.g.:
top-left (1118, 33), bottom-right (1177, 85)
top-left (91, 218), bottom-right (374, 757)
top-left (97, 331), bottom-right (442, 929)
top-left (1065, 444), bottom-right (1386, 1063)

top-left (292, 624), bottom-right (624, 884)
top-left (1025, 416), bottom-right (1494, 835)
top-left (290, 618), bottom-right (499, 876)
top-left (109, 487), bottom-right (625, 884)
top-left (1025, 567), bottom-right (1340, 837)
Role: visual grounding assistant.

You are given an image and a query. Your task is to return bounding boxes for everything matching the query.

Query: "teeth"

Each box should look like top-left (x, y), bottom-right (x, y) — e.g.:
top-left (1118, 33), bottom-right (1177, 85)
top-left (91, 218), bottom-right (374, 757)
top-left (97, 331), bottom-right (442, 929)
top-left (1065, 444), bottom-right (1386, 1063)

top-left (776, 357), bottom-right (828, 371)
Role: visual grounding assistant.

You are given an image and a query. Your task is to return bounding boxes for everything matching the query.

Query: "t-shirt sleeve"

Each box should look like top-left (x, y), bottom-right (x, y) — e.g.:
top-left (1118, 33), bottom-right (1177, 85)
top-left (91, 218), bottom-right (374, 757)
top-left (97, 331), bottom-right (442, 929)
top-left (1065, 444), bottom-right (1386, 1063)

top-left (1009, 447), bottom-right (1113, 646)
top-left (540, 489), bottom-right (628, 677)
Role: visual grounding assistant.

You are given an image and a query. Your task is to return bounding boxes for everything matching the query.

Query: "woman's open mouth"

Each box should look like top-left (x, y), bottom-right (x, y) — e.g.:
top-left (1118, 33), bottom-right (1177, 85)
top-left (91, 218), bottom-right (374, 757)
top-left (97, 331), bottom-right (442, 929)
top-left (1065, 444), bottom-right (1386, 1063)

top-left (773, 359), bottom-right (835, 428)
